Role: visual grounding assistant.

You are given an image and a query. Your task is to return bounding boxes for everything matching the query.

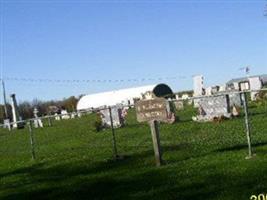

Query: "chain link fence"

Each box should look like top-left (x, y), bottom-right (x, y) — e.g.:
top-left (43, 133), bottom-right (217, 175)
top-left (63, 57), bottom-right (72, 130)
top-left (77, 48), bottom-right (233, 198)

top-left (0, 89), bottom-right (266, 165)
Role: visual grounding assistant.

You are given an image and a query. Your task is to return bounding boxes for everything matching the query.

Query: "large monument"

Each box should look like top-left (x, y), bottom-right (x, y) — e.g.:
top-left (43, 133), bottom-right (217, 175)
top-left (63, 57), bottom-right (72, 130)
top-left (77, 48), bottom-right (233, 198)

top-left (193, 75), bottom-right (204, 107)
top-left (10, 94), bottom-right (24, 129)
top-left (10, 94), bottom-right (19, 128)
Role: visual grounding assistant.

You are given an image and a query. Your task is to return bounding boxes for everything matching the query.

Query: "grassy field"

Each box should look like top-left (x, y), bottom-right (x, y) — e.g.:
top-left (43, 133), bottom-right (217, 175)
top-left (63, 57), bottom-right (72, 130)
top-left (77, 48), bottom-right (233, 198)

top-left (0, 102), bottom-right (267, 200)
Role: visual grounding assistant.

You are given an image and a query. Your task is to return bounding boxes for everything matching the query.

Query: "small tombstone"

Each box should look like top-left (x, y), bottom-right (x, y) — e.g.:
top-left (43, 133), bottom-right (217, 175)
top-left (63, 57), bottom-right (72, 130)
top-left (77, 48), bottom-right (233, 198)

top-left (174, 100), bottom-right (184, 110)
top-left (219, 85), bottom-right (226, 92)
top-left (71, 112), bottom-right (76, 119)
top-left (181, 94), bottom-right (189, 99)
top-left (33, 108), bottom-right (43, 128)
top-left (77, 112), bottom-right (82, 118)
top-left (135, 98), bottom-right (171, 166)
top-left (3, 119), bottom-right (11, 131)
top-left (54, 113), bottom-right (61, 121)
top-left (61, 110), bottom-right (70, 120)
top-left (249, 77), bottom-right (262, 101)
top-left (232, 105), bottom-right (240, 117)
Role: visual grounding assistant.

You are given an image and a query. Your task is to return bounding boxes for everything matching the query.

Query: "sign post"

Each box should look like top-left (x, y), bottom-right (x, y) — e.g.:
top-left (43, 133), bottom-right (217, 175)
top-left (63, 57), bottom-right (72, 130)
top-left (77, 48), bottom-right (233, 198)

top-left (135, 98), bottom-right (168, 166)
top-left (149, 120), bottom-right (162, 166)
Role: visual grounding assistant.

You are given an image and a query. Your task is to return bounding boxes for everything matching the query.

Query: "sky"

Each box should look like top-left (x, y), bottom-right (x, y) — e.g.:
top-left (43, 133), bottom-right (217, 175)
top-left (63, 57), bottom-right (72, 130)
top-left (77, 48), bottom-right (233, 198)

top-left (0, 0), bottom-right (266, 102)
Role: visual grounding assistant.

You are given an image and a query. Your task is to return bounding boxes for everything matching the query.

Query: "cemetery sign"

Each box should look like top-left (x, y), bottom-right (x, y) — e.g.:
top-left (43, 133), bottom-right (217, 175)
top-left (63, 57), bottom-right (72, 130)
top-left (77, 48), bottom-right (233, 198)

top-left (135, 98), bottom-right (169, 167)
top-left (135, 98), bottom-right (168, 123)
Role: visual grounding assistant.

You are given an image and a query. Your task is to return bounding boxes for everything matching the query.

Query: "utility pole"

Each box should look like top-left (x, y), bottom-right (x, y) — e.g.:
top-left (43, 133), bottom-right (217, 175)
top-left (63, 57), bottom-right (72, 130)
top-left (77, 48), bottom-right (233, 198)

top-left (2, 79), bottom-right (8, 118)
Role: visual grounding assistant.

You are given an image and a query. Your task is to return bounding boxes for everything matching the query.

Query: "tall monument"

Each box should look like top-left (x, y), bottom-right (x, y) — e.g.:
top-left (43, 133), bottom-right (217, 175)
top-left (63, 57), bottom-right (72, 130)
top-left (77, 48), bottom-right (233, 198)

top-left (10, 94), bottom-right (19, 128)
top-left (193, 75), bottom-right (204, 108)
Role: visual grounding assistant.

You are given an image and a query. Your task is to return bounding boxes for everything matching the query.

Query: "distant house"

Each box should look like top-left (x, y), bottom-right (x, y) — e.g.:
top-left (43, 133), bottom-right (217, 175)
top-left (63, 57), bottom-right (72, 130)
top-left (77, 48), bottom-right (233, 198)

top-left (226, 74), bottom-right (267, 91)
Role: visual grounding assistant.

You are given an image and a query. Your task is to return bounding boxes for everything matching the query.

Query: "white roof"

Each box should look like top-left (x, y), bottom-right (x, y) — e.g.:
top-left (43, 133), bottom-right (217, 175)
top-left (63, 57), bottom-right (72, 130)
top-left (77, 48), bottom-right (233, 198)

top-left (77, 85), bottom-right (156, 110)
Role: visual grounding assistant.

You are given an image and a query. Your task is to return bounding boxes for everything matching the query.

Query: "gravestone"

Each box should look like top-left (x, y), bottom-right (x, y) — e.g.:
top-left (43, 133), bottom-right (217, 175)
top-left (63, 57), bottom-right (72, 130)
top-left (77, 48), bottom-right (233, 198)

top-left (3, 119), bottom-right (11, 131)
top-left (100, 106), bottom-right (124, 128)
top-left (77, 112), bottom-right (82, 118)
top-left (219, 84), bottom-right (226, 92)
top-left (193, 75), bottom-right (204, 107)
top-left (249, 77), bottom-right (262, 101)
top-left (61, 110), bottom-right (70, 120)
top-left (174, 100), bottom-right (184, 110)
top-left (33, 108), bottom-right (43, 128)
top-left (192, 95), bottom-right (231, 122)
top-left (232, 105), bottom-right (240, 117)
top-left (54, 113), bottom-right (61, 121)
top-left (71, 112), bottom-right (76, 119)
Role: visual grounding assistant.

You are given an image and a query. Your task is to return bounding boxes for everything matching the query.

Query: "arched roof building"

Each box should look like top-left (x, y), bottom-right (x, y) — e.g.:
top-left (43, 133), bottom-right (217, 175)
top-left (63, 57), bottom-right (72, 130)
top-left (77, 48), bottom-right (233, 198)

top-left (77, 83), bottom-right (173, 110)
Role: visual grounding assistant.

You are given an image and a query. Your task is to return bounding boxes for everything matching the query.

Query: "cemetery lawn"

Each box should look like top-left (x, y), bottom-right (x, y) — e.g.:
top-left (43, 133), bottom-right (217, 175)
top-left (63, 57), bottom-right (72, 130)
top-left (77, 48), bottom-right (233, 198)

top-left (0, 102), bottom-right (267, 200)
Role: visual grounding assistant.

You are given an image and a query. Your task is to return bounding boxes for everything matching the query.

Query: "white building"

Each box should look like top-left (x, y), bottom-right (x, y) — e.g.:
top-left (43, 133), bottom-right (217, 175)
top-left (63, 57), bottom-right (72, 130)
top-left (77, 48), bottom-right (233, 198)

top-left (77, 84), bottom-right (173, 111)
top-left (226, 74), bottom-right (267, 91)
top-left (226, 74), bottom-right (267, 101)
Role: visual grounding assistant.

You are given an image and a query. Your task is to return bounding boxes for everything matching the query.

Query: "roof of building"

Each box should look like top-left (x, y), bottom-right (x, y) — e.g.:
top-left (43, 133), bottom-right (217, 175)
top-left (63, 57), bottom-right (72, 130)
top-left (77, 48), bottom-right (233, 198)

top-left (77, 83), bottom-right (173, 110)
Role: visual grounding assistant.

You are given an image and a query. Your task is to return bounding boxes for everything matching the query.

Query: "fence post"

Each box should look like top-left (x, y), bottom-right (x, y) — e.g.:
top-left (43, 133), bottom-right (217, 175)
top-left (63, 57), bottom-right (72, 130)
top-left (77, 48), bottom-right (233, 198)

top-left (108, 106), bottom-right (118, 159)
top-left (48, 116), bottom-right (52, 127)
top-left (28, 120), bottom-right (36, 160)
top-left (242, 92), bottom-right (253, 159)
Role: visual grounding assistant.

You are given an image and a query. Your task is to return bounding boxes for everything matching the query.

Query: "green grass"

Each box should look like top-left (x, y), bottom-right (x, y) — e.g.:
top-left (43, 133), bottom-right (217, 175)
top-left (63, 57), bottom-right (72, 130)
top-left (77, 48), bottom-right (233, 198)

top-left (0, 102), bottom-right (267, 200)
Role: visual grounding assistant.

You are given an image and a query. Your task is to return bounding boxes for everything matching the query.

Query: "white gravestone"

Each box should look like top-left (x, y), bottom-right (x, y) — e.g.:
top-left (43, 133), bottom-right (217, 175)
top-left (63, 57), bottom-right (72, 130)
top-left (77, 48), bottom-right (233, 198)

top-left (3, 119), bottom-right (11, 131)
top-left (33, 108), bottom-right (43, 128)
top-left (54, 113), bottom-right (61, 121)
top-left (61, 110), bottom-right (70, 120)
top-left (174, 100), bottom-right (184, 110)
top-left (77, 112), bottom-right (82, 118)
top-left (219, 84), bottom-right (226, 92)
top-left (249, 77), bottom-right (262, 101)
top-left (193, 75), bottom-right (204, 107)
top-left (71, 112), bottom-right (76, 119)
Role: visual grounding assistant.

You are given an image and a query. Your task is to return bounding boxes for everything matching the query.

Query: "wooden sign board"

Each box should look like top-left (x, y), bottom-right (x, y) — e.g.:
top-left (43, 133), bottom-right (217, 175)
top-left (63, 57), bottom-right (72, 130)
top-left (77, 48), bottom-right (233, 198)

top-left (135, 98), bottom-right (168, 123)
top-left (135, 98), bottom-right (168, 166)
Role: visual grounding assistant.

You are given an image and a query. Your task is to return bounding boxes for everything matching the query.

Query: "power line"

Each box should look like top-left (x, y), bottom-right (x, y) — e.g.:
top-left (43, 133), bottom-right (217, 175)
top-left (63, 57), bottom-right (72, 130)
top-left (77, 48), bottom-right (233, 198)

top-left (2, 76), bottom-right (188, 84)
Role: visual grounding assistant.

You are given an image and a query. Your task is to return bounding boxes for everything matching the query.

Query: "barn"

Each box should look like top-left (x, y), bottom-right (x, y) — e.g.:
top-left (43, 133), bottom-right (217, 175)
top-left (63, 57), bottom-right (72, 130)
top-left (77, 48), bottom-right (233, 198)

top-left (77, 83), bottom-right (173, 110)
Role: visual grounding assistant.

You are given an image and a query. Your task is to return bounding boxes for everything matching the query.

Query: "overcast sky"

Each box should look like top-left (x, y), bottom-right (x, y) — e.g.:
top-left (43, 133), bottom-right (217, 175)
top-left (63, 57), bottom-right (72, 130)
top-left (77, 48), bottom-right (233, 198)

top-left (0, 0), bottom-right (266, 102)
